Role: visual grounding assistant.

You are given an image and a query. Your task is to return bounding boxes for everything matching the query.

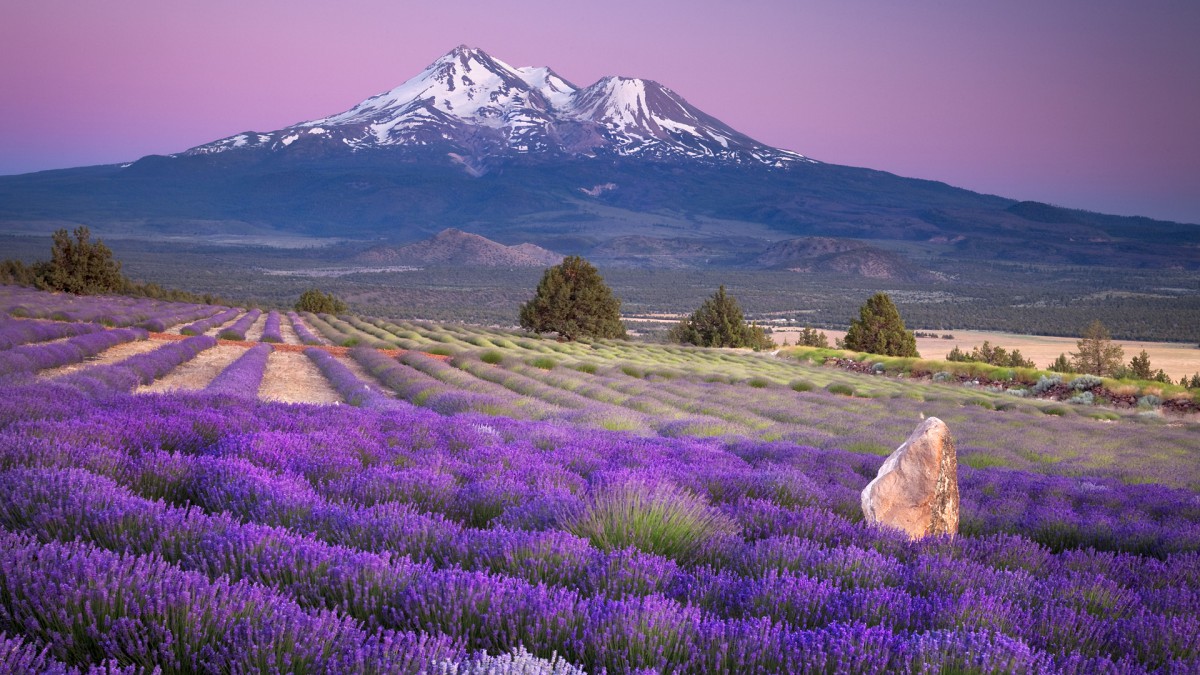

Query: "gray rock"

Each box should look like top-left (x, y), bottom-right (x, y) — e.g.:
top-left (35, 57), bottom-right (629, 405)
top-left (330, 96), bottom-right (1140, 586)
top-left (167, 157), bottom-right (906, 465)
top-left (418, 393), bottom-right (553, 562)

top-left (861, 417), bottom-right (959, 539)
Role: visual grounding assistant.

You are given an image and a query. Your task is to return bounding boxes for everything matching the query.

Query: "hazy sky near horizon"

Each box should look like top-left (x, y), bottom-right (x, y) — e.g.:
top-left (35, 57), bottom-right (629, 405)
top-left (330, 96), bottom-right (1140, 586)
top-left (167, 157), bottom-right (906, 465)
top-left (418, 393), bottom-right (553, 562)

top-left (2, 1), bottom-right (1198, 224)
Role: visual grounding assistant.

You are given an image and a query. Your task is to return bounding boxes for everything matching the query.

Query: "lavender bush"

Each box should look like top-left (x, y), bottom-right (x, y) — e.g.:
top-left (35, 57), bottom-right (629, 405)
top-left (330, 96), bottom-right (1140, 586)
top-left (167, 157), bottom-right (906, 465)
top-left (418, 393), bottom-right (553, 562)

top-left (217, 308), bottom-right (262, 340)
top-left (0, 317), bottom-right (104, 350)
top-left (260, 310), bottom-right (283, 343)
top-left (305, 347), bottom-right (396, 408)
top-left (180, 307), bottom-right (239, 336)
top-left (289, 311), bottom-right (324, 345)
top-left (57, 334), bottom-right (216, 396)
top-left (0, 381), bottom-right (1195, 672)
top-left (206, 343), bottom-right (272, 397)
top-left (0, 327), bottom-right (146, 378)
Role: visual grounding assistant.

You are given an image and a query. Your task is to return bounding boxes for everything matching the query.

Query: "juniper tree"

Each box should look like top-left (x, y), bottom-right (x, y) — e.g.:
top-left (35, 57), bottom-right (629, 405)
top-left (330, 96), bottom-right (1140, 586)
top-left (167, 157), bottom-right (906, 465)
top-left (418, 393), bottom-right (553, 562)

top-left (1069, 320), bottom-right (1124, 377)
top-left (519, 256), bottom-right (625, 341)
top-left (668, 285), bottom-right (772, 350)
top-left (842, 292), bottom-right (919, 357)
top-left (35, 226), bottom-right (125, 295)
top-left (295, 289), bottom-right (347, 314)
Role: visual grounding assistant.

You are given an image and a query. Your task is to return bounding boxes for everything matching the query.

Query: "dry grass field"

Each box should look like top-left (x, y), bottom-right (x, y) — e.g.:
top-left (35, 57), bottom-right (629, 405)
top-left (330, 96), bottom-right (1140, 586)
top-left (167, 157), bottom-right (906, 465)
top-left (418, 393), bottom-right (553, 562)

top-left (772, 328), bottom-right (1200, 380)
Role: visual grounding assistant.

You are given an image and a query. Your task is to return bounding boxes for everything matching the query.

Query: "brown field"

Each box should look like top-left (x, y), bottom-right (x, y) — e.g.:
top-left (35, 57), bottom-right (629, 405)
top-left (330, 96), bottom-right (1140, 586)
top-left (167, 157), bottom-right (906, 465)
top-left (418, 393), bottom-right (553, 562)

top-left (771, 328), bottom-right (1200, 381)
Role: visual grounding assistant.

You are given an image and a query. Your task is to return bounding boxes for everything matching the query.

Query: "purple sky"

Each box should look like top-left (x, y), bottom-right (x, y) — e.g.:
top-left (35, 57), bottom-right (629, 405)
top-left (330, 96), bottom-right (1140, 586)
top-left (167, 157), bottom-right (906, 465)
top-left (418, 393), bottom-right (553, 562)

top-left (3, 1), bottom-right (1198, 224)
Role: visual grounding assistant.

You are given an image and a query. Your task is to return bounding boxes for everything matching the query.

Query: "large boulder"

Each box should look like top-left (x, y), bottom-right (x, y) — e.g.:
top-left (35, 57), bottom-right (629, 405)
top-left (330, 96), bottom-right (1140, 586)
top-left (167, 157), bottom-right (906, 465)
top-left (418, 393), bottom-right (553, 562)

top-left (861, 417), bottom-right (959, 539)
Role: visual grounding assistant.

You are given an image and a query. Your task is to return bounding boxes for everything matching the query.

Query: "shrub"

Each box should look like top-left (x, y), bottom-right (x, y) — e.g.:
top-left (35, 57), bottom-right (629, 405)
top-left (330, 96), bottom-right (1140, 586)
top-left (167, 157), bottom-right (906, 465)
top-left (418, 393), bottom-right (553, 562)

top-left (789, 379), bottom-right (814, 392)
top-left (1032, 375), bottom-right (1062, 395)
top-left (1137, 394), bottom-right (1162, 409)
top-left (1041, 406), bottom-right (1070, 416)
top-left (574, 362), bottom-right (598, 374)
top-left (747, 377), bottom-right (772, 389)
top-left (825, 383), bottom-right (855, 396)
top-left (480, 350), bottom-right (505, 365)
top-left (529, 357), bottom-right (557, 370)
top-left (932, 371), bottom-right (954, 383)
top-left (562, 478), bottom-right (738, 563)
top-left (294, 288), bottom-right (347, 314)
top-left (1069, 375), bottom-right (1103, 391)
top-left (1068, 392), bottom-right (1094, 405)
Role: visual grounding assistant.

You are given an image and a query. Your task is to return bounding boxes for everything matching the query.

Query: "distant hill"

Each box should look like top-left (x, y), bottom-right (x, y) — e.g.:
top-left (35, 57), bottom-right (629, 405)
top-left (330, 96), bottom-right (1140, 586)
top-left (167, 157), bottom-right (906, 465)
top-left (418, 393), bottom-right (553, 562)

top-left (755, 237), bottom-right (937, 281)
top-left (356, 228), bottom-right (562, 268)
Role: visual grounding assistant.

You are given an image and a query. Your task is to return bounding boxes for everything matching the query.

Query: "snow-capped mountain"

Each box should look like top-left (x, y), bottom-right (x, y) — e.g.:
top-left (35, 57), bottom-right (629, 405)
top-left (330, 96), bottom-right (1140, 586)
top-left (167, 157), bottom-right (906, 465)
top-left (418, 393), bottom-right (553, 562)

top-left (183, 45), bottom-right (810, 171)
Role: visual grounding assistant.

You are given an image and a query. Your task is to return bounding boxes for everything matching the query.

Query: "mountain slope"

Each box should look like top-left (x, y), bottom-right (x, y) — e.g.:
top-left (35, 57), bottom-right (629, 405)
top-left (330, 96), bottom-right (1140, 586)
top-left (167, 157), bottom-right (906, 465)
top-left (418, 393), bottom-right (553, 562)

top-left (182, 45), bottom-right (807, 171)
top-left (356, 228), bottom-right (562, 268)
top-left (0, 46), bottom-right (1194, 271)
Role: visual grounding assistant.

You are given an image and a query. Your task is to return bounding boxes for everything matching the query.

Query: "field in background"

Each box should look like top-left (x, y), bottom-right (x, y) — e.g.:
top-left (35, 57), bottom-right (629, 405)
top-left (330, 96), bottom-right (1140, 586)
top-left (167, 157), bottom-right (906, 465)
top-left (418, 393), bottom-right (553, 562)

top-left (772, 327), bottom-right (1200, 380)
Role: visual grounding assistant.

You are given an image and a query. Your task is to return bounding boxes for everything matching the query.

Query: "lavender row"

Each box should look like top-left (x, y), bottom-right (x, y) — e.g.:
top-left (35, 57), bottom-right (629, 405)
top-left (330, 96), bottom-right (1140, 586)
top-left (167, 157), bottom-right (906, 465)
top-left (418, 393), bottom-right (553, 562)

top-left (2, 285), bottom-right (216, 329)
top-left (351, 347), bottom-right (527, 417)
top-left (217, 308), bottom-right (262, 340)
top-left (304, 347), bottom-right (395, 408)
top-left (289, 311), bottom-right (324, 345)
top-left (0, 327), bottom-right (146, 378)
top-left (0, 530), bottom-right (460, 673)
top-left (0, 317), bottom-right (104, 351)
top-left (260, 310), bottom-right (283, 343)
top-left (57, 335), bottom-right (217, 397)
top-left (135, 303), bottom-right (223, 332)
top-left (205, 343), bottom-right (272, 397)
top-left (179, 307), bottom-right (240, 336)
top-left (3, 466), bottom-right (1168, 674)
top-left (1, 383), bottom-right (1198, 669)
top-left (5, 405), bottom-right (1196, 653)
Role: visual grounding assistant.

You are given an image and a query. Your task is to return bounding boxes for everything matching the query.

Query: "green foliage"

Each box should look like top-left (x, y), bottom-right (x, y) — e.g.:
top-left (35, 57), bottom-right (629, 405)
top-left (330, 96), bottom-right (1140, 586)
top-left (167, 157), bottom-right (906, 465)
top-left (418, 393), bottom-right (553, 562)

top-left (842, 292), bottom-right (919, 357)
top-left (825, 383), bottom-right (855, 396)
top-left (1048, 353), bottom-right (1072, 373)
top-left (563, 478), bottom-right (737, 563)
top-left (529, 356), bottom-right (557, 370)
top-left (667, 285), bottom-right (773, 350)
top-left (294, 288), bottom-right (347, 314)
top-left (794, 326), bottom-right (830, 348)
top-left (6, 226), bottom-right (125, 295)
top-left (945, 341), bottom-right (1035, 368)
top-left (1069, 320), bottom-right (1124, 376)
top-left (480, 350), bottom-right (505, 365)
top-left (789, 379), bottom-right (815, 392)
top-left (519, 256), bottom-right (626, 341)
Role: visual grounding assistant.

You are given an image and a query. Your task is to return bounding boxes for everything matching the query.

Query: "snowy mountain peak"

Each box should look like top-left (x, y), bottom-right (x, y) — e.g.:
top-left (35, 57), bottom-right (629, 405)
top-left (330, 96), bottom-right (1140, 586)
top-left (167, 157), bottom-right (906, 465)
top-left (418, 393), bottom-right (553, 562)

top-left (182, 46), bottom-right (811, 169)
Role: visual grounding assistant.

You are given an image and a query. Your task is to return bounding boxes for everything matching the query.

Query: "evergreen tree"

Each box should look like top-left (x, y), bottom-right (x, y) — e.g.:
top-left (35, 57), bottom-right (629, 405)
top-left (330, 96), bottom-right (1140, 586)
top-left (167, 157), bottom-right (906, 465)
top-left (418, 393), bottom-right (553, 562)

top-left (1069, 320), bottom-right (1124, 376)
top-left (35, 226), bottom-right (125, 294)
top-left (295, 289), bottom-right (347, 314)
top-left (1128, 350), bottom-right (1153, 380)
top-left (842, 292), bottom-right (919, 357)
top-left (668, 285), bottom-right (772, 350)
top-left (519, 256), bottom-right (625, 341)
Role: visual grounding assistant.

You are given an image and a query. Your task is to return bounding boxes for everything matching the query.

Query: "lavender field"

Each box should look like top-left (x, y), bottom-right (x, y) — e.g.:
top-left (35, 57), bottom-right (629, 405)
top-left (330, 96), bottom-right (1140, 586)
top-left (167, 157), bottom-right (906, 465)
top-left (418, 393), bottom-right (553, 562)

top-left (1, 286), bottom-right (1198, 673)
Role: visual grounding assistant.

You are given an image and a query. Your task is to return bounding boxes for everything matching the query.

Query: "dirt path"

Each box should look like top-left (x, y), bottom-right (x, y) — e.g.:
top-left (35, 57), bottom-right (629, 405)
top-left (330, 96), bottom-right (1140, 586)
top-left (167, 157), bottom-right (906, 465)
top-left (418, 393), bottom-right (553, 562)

top-left (138, 344), bottom-right (246, 393)
top-left (244, 313), bottom-right (267, 342)
top-left (278, 315), bottom-right (302, 345)
top-left (40, 339), bottom-right (163, 379)
top-left (258, 351), bottom-right (343, 404)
